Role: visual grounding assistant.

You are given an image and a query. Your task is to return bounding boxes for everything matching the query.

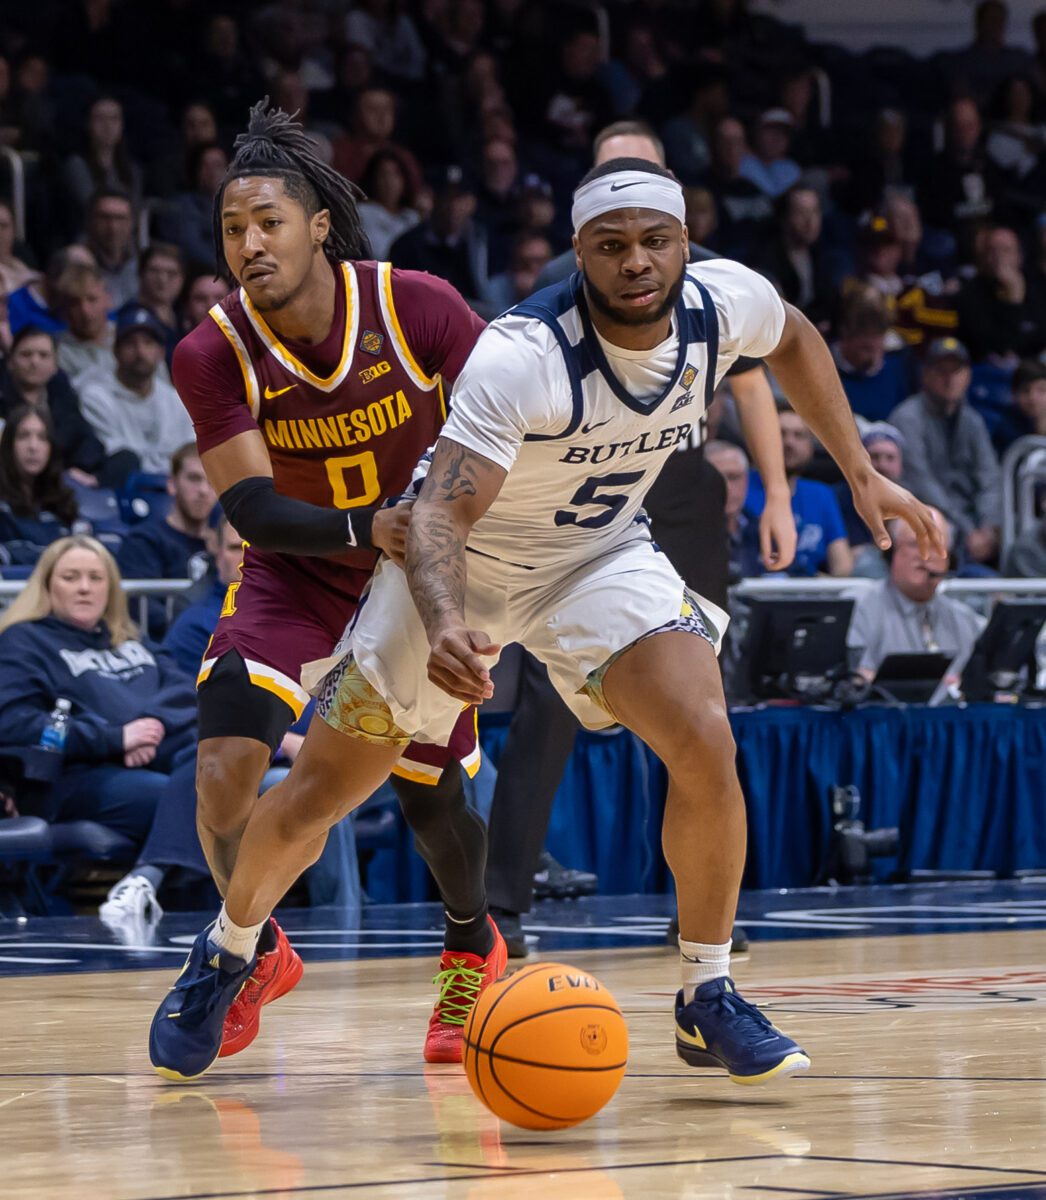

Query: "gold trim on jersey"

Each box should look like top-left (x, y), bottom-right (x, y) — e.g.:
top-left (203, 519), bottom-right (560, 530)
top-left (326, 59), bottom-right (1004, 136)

top-left (209, 304), bottom-right (261, 420)
top-left (376, 261), bottom-right (438, 391)
top-left (238, 261), bottom-right (359, 393)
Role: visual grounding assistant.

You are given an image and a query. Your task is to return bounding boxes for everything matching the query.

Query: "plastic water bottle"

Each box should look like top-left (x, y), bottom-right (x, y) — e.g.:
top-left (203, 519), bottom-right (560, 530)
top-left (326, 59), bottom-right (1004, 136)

top-left (39, 698), bottom-right (72, 753)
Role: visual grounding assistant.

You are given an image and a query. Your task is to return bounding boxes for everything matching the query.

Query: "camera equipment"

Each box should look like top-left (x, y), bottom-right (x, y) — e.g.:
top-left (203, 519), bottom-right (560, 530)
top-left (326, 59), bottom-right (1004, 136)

top-left (960, 600), bottom-right (1046, 702)
top-left (745, 598), bottom-right (854, 702)
top-left (824, 785), bottom-right (899, 885)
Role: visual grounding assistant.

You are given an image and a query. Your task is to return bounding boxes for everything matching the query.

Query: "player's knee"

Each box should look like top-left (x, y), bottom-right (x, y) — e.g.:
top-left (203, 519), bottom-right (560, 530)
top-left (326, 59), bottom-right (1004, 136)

top-left (195, 741), bottom-right (265, 840)
top-left (665, 701), bottom-right (737, 789)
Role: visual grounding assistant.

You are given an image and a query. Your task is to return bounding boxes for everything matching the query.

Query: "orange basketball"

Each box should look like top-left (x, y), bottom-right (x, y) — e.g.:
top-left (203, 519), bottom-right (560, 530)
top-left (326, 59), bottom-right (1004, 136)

top-left (462, 962), bottom-right (628, 1130)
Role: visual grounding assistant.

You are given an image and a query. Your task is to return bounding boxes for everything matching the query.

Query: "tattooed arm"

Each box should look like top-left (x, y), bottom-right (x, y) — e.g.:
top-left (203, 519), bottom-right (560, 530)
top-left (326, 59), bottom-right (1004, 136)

top-left (405, 436), bottom-right (508, 703)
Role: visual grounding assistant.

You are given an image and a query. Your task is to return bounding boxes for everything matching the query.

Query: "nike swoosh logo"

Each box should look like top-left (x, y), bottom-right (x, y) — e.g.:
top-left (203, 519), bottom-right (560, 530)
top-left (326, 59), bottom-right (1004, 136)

top-left (264, 384), bottom-right (296, 399)
top-left (581, 418), bottom-right (612, 434)
top-left (609, 182), bottom-right (644, 192)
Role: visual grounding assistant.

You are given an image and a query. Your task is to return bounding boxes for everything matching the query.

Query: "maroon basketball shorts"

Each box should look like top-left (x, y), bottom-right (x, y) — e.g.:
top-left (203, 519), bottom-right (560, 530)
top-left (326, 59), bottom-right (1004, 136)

top-left (197, 551), bottom-right (479, 782)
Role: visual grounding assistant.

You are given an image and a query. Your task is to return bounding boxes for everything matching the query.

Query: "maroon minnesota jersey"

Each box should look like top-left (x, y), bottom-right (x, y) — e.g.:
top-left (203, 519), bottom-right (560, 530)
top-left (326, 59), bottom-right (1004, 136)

top-left (175, 259), bottom-right (485, 603)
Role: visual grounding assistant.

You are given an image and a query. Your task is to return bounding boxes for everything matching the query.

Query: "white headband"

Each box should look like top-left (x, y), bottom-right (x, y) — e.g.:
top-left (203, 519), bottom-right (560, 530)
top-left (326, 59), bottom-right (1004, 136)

top-left (571, 169), bottom-right (686, 234)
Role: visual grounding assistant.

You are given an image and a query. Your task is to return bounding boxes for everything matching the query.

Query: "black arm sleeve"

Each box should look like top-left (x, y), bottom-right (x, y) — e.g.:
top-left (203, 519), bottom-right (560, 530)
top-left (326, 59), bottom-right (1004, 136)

top-left (727, 355), bottom-right (762, 377)
top-left (219, 477), bottom-right (376, 555)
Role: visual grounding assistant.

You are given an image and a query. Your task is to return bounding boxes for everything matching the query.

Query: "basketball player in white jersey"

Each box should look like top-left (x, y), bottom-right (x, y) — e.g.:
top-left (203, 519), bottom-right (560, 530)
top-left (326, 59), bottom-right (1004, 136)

top-left (152, 158), bottom-right (944, 1085)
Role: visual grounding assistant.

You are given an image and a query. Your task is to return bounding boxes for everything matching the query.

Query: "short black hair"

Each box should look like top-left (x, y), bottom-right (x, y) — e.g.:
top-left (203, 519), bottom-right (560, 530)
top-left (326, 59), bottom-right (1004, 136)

top-left (1013, 359), bottom-right (1046, 392)
top-left (576, 157), bottom-right (676, 192)
top-left (213, 99), bottom-right (371, 278)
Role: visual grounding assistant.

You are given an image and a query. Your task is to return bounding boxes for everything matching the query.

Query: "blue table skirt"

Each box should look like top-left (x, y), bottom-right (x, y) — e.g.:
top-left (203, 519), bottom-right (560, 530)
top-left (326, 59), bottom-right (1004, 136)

top-left (362, 705), bottom-right (1046, 903)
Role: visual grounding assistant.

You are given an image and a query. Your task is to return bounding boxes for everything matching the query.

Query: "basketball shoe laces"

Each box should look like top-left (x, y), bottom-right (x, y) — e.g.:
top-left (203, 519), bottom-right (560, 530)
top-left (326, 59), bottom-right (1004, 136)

top-left (700, 987), bottom-right (776, 1036)
top-left (432, 958), bottom-right (488, 1026)
top-left (170, 966), bottom-right (235, 1022)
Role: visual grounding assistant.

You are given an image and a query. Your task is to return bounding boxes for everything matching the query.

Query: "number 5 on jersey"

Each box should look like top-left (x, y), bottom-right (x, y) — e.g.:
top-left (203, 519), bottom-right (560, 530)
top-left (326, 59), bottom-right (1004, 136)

top-left (326, 451), bottom-right (381, 508)
top-left (554, 471), bottom-right (645, 529)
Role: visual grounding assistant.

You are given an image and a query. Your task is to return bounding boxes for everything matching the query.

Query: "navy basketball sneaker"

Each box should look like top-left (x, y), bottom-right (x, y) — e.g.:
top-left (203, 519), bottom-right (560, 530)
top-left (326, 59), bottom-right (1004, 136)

top-left (675, 977), bottom-right (810, 1085)
top-left (149, 926), bottom-right (255, 1082)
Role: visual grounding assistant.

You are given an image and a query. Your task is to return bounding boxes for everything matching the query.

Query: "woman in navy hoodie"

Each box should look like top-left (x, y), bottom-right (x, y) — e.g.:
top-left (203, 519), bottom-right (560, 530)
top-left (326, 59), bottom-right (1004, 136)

top-left (0, 535), bottom-right (208, 933)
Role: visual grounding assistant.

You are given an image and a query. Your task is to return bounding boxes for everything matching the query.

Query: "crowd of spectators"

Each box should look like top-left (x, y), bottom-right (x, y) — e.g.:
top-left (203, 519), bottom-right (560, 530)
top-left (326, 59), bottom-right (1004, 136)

top-left (0, 0), bottom-right (1041, 582)
top-left (0, 0), bottom-right (1045, 917)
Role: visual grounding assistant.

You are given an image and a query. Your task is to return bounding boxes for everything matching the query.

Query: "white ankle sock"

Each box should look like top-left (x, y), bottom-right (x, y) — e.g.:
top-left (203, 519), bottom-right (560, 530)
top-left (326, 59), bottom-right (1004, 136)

top-left (679, 937), bottom-right (731, 1001)
top-left (208, 903), bottom-right (266, 962)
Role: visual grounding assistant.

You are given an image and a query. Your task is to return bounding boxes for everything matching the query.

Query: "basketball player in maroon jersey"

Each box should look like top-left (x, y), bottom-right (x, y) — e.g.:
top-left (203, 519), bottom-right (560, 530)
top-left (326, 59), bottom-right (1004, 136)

top-left (171, 103), bottom-right (502, 1067)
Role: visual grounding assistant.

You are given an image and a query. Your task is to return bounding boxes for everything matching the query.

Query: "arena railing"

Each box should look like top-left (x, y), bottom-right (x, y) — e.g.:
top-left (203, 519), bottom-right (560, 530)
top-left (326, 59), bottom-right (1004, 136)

top-left (0, 579), bottom-right (194, 631)
top-left (1001, 435), bottom-right (1046, 557)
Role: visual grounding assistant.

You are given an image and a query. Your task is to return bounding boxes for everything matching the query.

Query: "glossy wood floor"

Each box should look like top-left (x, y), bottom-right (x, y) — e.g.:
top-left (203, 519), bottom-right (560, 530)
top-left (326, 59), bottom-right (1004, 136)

top-left (3, 929), bottom-right (1046, 1200)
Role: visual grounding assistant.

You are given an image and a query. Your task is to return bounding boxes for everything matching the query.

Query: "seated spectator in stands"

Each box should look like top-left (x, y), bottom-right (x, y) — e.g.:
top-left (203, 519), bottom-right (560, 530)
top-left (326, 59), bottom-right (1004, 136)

top-left (483, 231), bottom-right (552, 313)
top-left (699, 116), bottom-right (774, 258)
top-left (62, 96), bottom-right (143, 234)
top-left (1011, 359), bottom-right (1046, 439)
top-left (0, 326), bottom-right (107, 486)
top-left (131, 243), bottom-right (185, 365)
top-left (181, 270), bottom-right (227, 336)
top-left (991, 358), bottom-right (1046, 450)
top-left (956, 226), bottom-right (1046, 365)
top-left (117, 442), bottom-right (214, 635)
top-left (838, 423), bottom-right (906, 577)
top-left (0, 536), bottom-right (204, 931)
top-left (885, 192), bottom-right (956, 280)
top-left (746, 406), bottom-right (852, 577)
top-left (946, 0), bottom-right (1032, 107)
top-left (156, 144), bottom-right (229, 272)
top-left (358, 149), bottom-right (421, 261)
top-left (81, 189), bottom-right (138, 309)
top-left (0, 199), bottom-right (36, 296)
top-left (705, 439), bottom-right (761, 579)
top-left (848, 509), bottom-right (984, 683)
top-left (162, 514), bottom-right (240, 677)
top-left (845, 109), bottom-right (917, 216)
top-left (1003, 509), bottom-right (1046, 577)
top-left (390, 167), bottom-right (489, 308)
top-left (684, 185), bottom-right (718, 249)
top-left (332, 87), bottom-right (423, 192)
top-left (147, 100), bottom-right (219, 197)
top-left (475, 137), bottom-right (522, 272)
top-left (77, 305), bottom-right (195, 482)
top-left (54, 262), bottom-right (114, 384)
top-left (344, 0), bottom-right (427, 84)
top-left (920, 98), bottom-right (996, 257)
top-left (739, 109), bottom-right (801, 199)
top-left (520, 26), bottom-right (615, 176)
top-left (984, 75), bottom-right (1046, 187)
top-left (7, 245), bottom-right (95, 336)
top-left (832, 291), bottom-right (913, 423)
top-left (0, 407), bottom-right (79, 565)
top-left (756, 184), bottom-right (834, 330)
top-left (890, 338), bottom-right (1003, 564)
top-left (662, 72), bottom-right (729, 185)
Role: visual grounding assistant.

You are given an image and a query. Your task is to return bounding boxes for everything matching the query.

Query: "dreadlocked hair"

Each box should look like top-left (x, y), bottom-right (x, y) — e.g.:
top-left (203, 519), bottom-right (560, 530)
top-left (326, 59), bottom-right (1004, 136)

top-left (212, 98), bottom-right (372, 278)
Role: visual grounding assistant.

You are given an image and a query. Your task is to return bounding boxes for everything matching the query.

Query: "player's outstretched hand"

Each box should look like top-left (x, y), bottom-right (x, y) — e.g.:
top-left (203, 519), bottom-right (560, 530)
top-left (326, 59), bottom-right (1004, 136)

top-left (372, 502), bottom-right (414, 566)
top-left (850, 472), bottom-right (947, 559)
top-left (427, 623), bottom-right (501, 704)
top-left (759, 488), bottom-right (797, 571)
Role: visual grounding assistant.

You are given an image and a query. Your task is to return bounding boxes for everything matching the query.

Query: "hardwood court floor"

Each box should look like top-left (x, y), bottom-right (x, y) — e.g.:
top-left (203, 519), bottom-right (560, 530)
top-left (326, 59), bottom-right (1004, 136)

top-left (2, 928), bottom-right (1045, 1200)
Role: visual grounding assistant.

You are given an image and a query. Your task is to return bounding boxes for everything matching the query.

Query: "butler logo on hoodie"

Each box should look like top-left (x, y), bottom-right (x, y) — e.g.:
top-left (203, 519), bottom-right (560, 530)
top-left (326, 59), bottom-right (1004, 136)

top-left (59, 642), bottom-right (157, 680)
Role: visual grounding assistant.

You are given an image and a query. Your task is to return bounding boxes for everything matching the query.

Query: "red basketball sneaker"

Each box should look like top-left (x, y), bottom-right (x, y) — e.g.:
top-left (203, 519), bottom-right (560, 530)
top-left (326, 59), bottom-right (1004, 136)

top-left (219, 919), bottom-right (304, 1058)
top-left (424, 917), bottom-right (508, 1064)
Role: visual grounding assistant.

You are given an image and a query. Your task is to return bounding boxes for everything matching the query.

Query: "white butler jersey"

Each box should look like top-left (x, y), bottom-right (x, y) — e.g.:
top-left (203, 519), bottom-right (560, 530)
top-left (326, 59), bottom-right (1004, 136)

top-left (438, 259), bottom-right (786, 569)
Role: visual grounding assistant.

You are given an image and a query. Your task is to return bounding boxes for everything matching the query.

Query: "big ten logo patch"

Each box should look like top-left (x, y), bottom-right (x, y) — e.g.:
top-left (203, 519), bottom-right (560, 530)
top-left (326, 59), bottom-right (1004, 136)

top-left (359, 360), bottom-right (392, 385)
top-left (580, 1024), bottom-right (608, 1055)
top-left (547, 971), bottom-right (603, 993)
